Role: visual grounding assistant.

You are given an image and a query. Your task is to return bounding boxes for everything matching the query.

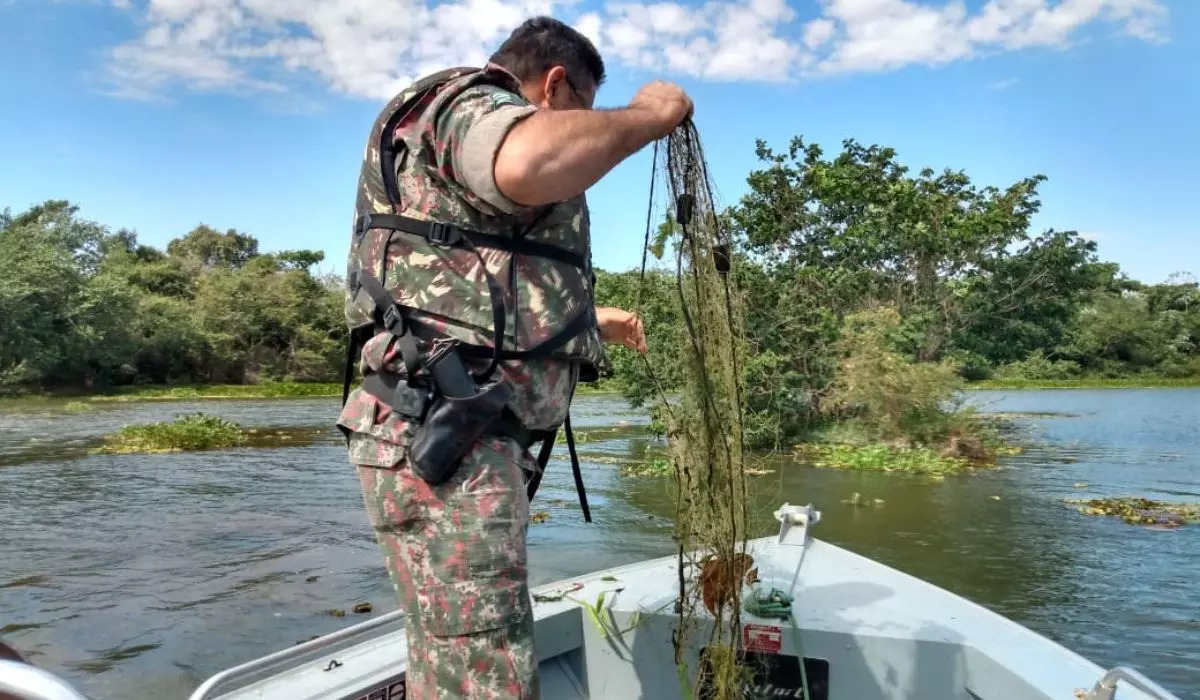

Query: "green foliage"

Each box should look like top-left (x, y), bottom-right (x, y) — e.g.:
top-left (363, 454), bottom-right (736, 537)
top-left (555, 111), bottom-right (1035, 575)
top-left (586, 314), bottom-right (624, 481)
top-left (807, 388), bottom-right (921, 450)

top-left (953, 230), bottom-right (1120, 367)
top-left (0, 201), bottom-right (346, 393)
top-left (166, 224), bottom-right (258, 269)
top-left (591, 134), bottom-right (1197, 454)
top-left (976, 376), bottom-right (1200, 389)
top-left (824, 307), bottom-right (965, 445)
top-left (593, 267), bottom-right (684, 407)
top-left (991, 349), bottom-right (1082, 381)
top-left (4, 133), bottom-right (1196, 407)
top-left (92, 412), bottom-right (246, 453)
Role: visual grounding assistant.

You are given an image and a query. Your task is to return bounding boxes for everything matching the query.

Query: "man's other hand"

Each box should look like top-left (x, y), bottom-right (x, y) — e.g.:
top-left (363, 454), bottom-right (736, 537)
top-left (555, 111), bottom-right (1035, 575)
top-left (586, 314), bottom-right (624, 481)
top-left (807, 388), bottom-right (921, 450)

top-left (596, 307), bottom-right (647, 354)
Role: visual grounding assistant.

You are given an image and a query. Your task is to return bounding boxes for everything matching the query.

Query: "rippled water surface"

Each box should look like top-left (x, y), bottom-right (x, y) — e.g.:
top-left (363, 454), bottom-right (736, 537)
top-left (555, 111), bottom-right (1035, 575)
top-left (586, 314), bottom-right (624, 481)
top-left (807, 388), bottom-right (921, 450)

top-left (1, 389), bottom-right (1197, 698)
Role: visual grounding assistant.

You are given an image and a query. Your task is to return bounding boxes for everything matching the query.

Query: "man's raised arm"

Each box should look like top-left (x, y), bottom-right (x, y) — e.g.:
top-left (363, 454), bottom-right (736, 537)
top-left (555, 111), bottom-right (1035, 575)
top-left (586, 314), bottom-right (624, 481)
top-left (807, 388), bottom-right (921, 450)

top-left (494, 80), bottom-right (692, 207)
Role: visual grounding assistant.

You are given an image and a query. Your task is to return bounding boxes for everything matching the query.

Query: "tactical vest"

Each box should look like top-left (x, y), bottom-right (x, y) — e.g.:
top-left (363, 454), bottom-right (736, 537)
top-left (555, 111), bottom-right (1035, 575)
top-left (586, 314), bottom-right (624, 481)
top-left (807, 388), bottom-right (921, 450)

top-left (344, 65), bottom-right (605, 384)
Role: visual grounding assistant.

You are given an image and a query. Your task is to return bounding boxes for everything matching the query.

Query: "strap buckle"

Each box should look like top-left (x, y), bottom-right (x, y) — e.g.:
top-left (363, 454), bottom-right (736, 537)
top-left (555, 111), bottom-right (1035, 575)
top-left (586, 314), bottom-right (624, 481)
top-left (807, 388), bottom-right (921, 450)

top-left (426, 337), bottom-right (458, 365)
top-left (381, 305), bottom-right (405, 335)
top-left (356, 213), bottom-right (373, 235)
top-left (427, 222), bottom-right (461, 246)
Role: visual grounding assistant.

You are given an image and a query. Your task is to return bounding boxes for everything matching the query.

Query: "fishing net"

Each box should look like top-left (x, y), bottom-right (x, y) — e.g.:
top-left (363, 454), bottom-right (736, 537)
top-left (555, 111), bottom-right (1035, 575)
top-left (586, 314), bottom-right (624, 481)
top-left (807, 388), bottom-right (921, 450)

top-left (636, 120), bottom-right (753, 699)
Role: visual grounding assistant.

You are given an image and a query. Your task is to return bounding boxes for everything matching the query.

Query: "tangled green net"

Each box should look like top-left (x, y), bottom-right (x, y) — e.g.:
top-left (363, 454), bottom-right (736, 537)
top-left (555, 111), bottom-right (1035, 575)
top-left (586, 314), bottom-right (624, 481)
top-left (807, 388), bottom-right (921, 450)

top-left (638, 120), bottom-right (753, 699)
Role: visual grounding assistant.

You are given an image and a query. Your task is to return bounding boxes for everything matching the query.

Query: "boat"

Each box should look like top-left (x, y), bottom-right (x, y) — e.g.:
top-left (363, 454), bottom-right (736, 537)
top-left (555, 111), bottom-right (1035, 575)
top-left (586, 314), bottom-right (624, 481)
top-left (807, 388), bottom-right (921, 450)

top-left (0, 502), bottom-right (1183, 700)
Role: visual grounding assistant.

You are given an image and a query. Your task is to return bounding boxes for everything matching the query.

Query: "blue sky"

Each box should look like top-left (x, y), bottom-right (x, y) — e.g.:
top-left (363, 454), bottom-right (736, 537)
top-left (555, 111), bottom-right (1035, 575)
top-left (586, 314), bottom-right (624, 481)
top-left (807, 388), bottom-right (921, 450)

top-left (1, 0), bottom-right (1196, 285)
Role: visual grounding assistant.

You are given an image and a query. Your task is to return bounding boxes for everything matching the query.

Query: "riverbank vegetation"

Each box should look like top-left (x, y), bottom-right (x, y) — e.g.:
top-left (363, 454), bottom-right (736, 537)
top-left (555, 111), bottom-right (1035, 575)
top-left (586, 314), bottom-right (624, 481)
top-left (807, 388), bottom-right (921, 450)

top-left (1, 202), bottom-right (344, 393)
top-left (3, 135), bottom-right (1197, 468)
top-left (9, 380), bottom-right (622, 405)
top-left (975, 376), bottom-right (1200, 390)
top-left (87, 382), bottom-right (343, 401)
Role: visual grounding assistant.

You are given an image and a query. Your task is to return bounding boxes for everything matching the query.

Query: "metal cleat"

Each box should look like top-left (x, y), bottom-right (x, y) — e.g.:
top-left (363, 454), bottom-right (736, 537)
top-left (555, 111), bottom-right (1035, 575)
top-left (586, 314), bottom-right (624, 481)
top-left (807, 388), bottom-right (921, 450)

top-left (1084, 666), bottom-right (1182, 700)
top-left (774, 502), bottom-right (821, 547)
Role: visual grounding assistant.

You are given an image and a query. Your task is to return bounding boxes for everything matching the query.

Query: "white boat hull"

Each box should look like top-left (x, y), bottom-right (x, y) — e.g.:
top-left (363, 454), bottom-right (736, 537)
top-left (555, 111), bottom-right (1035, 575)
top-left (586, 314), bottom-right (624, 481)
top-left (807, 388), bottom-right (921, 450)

top-left (177, 504), bottom-right (1179, 700)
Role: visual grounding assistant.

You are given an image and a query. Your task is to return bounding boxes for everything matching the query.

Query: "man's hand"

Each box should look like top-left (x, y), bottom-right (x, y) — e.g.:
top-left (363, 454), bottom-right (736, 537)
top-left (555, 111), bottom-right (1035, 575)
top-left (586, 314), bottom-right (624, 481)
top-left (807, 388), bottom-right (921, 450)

top-left (629, 80), bottom-right (694, 140)
top-left (596, 306), bottom-right (647, 354)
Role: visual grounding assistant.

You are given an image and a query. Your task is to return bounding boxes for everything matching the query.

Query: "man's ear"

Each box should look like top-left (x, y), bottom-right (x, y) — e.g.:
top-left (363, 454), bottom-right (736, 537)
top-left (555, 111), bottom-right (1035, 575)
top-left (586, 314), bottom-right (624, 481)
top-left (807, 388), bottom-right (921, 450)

top-left (542, 65), bottom-right (569, 101)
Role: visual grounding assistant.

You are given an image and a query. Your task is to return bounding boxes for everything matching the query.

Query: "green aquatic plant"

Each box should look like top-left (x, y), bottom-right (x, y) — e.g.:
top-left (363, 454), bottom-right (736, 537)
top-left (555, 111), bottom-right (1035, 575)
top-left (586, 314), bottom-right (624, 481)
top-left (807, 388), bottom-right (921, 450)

top-left (619, 457), bottom-right (673, 478)
top-left (92, 412), bottom-right (246, 454)
top-left (1066, 497), bottom-right (1200, 528)
top-left (797, 443), bottom-right (975, 475)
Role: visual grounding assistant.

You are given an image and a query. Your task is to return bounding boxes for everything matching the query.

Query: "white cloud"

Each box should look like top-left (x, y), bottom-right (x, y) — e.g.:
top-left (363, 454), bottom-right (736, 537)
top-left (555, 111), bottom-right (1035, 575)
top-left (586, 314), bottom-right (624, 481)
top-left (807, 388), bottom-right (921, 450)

top-left (100, 0), bottom-right (562, 100)
top-left (96, 0), bottom-right (1169, 100)
top-left (802, 17), bottom-right (835, 50)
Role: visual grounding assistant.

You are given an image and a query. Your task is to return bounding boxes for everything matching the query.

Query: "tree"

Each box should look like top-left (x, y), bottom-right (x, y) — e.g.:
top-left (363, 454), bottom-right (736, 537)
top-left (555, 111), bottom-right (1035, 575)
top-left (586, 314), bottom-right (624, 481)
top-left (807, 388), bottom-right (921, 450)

top-left (0, 200), bottom-right (347, 392)
top-left (274, 249), bottom-right (325, 271)
top-left (2, 134), bottom-right (1195, 398)
top-left (167, 225), bottom-right (258, 269)
top-left (730, 136), bottom-right (1058, 362)
top-left (953, 229), bottom-right (1120, 368)
top-left (0, 208), bottom-right (83, 389)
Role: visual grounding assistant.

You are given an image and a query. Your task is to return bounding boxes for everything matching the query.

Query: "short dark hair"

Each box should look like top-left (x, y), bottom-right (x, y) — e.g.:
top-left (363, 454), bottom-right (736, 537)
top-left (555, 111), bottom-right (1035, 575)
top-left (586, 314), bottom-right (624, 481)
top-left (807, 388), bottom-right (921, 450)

top-left (489, 16), bottom-right (606, 90)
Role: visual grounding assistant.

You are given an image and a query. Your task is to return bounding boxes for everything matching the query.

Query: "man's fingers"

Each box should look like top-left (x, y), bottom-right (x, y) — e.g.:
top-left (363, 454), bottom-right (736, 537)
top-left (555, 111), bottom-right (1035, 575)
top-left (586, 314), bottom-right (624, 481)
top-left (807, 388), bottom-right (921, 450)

top-left (630, 317), bottom-right (647, 354)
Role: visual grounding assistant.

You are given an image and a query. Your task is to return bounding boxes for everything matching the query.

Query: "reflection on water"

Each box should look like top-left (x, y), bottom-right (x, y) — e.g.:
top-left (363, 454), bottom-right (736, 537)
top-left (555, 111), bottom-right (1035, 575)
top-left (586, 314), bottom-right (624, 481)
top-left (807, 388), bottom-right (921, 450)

top-left (0, 390), bottom-right (1197, 698)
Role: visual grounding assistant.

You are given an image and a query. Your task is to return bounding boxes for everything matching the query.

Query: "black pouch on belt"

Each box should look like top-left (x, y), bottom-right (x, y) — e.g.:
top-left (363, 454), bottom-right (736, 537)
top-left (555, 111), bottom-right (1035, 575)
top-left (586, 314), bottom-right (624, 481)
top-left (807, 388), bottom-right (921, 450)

top-left (406, 344), bottom-right (513, 485)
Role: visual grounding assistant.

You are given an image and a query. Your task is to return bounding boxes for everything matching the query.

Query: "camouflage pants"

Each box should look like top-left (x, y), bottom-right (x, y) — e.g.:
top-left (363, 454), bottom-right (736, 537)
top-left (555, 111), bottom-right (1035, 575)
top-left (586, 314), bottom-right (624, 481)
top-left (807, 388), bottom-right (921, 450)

top-left (356, 435), bottom-right (538, 700)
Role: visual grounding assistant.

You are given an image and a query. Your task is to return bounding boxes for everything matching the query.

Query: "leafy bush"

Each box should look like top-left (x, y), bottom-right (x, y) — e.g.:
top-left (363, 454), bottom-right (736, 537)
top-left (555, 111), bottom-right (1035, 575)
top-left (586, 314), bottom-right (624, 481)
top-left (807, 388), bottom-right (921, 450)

top-left (993, 349), bottom-right (1082, 380)
top-left (824, 307), bottom-right (965, 445)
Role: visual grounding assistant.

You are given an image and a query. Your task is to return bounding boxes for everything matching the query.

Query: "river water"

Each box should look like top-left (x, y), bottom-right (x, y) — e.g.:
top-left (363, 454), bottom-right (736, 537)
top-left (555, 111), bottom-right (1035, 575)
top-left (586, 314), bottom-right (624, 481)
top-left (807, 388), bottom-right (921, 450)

top-left (1, 389), bottom-right (1197, 699)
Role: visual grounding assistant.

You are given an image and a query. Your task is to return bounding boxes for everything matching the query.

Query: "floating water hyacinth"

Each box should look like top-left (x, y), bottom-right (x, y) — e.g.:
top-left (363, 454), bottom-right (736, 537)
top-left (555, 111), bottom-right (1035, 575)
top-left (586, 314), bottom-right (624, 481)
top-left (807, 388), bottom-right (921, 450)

top-left (1066, 496), bottom-right (1200, 529)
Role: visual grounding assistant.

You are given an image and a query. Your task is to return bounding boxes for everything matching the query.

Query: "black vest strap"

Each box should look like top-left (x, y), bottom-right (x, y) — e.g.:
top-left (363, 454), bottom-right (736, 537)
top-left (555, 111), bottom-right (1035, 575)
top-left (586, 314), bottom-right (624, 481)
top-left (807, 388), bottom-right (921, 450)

top-left (342, 327), bottom-right (360, 408)
top-left (357, 212), bottom-right (588, 270)
top-left (563, 414), bottom-right (591, 522)
top-left (524, 413), bottom-right (591, 523)
top-left (377, 67), bottom-right (479, 211)
top-left (448, 308), bottom-right (594, 363)
top-left (356, 269), bottom-right (428, 381)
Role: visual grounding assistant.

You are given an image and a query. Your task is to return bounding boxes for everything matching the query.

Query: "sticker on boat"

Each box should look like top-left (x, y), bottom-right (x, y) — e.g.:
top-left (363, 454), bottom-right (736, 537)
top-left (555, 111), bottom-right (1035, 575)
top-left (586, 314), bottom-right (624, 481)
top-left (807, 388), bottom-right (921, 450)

top-left (697, 648), bottom-right (830, 700)
top-left (352, 675), bottom-right (405, 700)
top-left (744, 623), bottom-right (783, 654)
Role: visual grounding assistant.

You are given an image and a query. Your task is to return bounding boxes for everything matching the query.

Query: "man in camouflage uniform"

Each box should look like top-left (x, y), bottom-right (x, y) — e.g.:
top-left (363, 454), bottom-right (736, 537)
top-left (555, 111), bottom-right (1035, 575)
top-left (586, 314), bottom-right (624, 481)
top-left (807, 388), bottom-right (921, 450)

top-left (339, 16), bottom-right (692, 699)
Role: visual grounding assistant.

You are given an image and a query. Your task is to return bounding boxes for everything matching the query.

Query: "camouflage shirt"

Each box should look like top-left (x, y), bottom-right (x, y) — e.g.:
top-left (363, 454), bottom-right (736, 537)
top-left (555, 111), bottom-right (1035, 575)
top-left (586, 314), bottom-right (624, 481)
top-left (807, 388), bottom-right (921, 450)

top-left (339, 67), bottom-right (602, 467)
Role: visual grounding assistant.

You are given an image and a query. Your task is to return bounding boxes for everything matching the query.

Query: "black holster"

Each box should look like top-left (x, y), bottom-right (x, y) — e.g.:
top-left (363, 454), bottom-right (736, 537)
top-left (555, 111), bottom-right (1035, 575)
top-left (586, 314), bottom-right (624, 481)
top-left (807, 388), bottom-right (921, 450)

top-left (407, 378), bottom-right (511, 485)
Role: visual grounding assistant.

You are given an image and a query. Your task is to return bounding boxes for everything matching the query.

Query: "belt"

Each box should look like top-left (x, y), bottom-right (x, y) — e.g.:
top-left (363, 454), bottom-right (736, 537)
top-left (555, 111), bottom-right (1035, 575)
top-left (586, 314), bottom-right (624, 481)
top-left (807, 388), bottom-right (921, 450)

top-left (359, 369), bottom-right (554, 450)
